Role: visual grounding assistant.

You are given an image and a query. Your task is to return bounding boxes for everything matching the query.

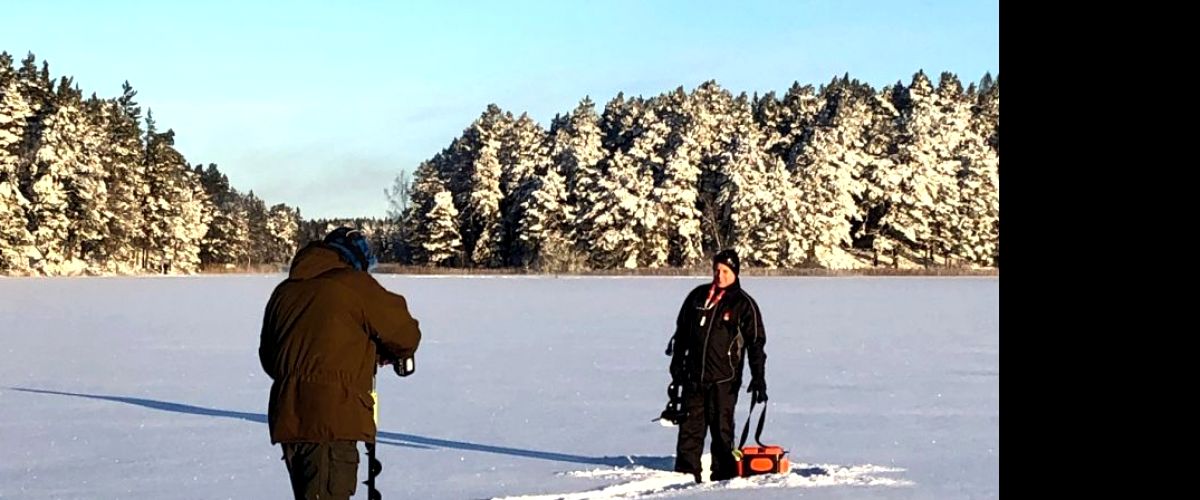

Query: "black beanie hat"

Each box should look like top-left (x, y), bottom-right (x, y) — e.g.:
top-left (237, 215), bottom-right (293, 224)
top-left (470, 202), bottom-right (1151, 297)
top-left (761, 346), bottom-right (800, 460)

top-left (712, 249), bottom-right (740, 276)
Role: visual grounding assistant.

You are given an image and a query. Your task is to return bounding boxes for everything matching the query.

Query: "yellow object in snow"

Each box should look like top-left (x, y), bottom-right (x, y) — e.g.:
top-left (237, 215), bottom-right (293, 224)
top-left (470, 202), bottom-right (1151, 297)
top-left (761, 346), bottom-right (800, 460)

top-left (371, 389), bottom-right (379, 424)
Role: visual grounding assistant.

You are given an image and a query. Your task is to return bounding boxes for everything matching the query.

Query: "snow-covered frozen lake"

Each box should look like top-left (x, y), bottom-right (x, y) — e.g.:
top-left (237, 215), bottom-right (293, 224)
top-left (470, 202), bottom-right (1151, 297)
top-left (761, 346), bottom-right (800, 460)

top-left (0, 275), bottom-right (998, 499)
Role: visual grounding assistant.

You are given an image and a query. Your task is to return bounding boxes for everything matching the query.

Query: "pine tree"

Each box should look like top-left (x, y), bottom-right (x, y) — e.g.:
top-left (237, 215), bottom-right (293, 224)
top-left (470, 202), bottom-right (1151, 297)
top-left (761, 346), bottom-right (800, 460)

top-left (789, 81), bottom-right (872, 268)
top-left (404, 159), bottom-right (445, 265)
top-left (500, 112), bottom-right (550, 266)
top-left (454, 105), bottom-right (508, 267)
top-left (68, 92), bottom-right (112, 271)
top-left (424, 190), bottom-right (462, 266)
top-left (101, 81), bottom-right (149, 271)
top-left (650, 91), bottom-right (704, 267)
top-left (579, 149), bottom-right (643, 268)
top-left (197, 164), bottom-right (244, 266)
top-left (26, 79), bottom-right (79, 273)
top-left (888, 71), bottom-right (958, 266)
top-left (266, 203), bottom-right (300, 263)
top-left (0, 53), bottom-right (37, 273)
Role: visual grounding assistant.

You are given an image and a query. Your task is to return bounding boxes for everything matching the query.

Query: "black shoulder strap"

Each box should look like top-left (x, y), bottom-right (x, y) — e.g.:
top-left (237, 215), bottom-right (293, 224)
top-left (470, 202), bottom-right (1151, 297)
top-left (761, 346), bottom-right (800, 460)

top-left (737, 399), bottom-right (768, 450)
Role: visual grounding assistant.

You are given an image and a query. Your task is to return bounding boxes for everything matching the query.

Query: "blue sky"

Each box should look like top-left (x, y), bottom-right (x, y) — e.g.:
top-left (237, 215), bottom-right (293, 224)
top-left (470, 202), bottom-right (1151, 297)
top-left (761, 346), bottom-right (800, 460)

top-left (3, 0), bottom-right (998, 219)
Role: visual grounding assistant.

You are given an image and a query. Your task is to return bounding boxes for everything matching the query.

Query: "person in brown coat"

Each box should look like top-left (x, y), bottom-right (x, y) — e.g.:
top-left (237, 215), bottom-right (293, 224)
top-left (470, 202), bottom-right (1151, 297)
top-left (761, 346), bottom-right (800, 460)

top-left (259, 227), bottom-right (421, 500)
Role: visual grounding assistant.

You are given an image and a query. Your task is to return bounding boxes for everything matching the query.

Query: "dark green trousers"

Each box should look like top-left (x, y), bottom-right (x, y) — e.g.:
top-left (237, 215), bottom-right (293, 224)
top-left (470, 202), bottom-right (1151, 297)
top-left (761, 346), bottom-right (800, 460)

top-left (282, 441), bottom-right (360, 500)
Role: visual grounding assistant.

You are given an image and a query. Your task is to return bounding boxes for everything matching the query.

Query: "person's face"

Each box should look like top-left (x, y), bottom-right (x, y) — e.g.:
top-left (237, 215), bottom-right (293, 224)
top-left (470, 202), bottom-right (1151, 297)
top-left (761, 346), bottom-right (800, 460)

top-left (715, 263), bottom-right (736, 288)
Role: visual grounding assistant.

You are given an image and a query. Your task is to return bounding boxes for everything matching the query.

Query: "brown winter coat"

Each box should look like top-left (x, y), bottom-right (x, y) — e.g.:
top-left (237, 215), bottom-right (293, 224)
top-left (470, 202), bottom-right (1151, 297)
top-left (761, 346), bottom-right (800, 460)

top-left (259, 242), bottom-right (421, 444)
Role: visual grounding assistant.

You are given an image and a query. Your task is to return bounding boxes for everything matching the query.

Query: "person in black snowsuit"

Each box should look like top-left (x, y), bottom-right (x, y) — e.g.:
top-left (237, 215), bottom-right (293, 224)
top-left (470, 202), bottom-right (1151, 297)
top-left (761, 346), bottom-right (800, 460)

top-left (664, 249), bottom-right (767, 483)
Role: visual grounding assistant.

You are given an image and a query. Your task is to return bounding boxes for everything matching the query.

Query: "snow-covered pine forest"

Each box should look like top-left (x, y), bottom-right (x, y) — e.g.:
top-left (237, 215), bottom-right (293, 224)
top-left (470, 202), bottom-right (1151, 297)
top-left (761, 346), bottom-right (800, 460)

top-left (3, 50), bottom-right (997, 275)
top-left (0, 53), bottom-right (300, 276)
top-left (394, 73), bottom-right (998, 271)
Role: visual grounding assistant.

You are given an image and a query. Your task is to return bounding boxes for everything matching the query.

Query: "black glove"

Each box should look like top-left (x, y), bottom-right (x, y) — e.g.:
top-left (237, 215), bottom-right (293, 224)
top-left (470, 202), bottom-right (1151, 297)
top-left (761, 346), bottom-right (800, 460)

top-left (747, 378), bottom-right (767, 404)
top-left (394, 356), bottom-right (415, 377)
